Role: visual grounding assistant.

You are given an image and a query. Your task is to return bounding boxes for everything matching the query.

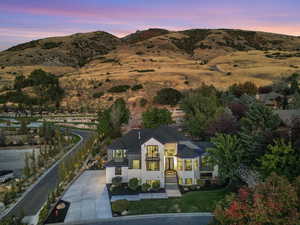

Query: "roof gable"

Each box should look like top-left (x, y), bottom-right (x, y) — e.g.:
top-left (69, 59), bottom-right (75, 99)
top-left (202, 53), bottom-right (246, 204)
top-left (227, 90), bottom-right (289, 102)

top-left (108, 126), bottom-right (188, 154)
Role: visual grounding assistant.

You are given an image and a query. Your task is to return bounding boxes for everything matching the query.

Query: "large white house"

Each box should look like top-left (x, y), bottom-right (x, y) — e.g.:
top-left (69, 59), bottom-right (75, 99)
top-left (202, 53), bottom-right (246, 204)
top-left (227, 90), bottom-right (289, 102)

top-left (105, 126), bottom-right (218, 188)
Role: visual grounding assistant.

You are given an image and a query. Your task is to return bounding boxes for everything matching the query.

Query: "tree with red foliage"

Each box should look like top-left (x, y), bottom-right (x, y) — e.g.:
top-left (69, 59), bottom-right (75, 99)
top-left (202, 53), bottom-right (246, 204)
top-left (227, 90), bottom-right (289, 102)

top-left (206, 110), bottom-right (239, 137)
top-left (214, 173), bottom-right (300, 225)
top-left (258, 85), bottom-right (273, 94)
top-left (228, 103), bottom-right (248, 120)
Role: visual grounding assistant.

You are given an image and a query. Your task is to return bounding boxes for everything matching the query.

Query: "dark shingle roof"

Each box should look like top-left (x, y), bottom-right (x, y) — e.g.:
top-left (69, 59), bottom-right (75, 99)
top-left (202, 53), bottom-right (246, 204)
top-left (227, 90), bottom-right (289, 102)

top-left (0, 170), bottom-right (13, 176)
top-left (108, 126), bottom-right (188, 154)
top-left (105, 159), bottom-right (129, 167)
top-left (176, 144), bottom-right (200, 158)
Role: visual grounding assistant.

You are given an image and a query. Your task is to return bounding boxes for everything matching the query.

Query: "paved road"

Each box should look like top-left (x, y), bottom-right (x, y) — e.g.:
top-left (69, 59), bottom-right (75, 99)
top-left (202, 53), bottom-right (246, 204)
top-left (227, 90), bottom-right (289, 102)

top-left (55, 214), bottom-right (213, 225)
top-left (2, 129), bottom-right (92, 219)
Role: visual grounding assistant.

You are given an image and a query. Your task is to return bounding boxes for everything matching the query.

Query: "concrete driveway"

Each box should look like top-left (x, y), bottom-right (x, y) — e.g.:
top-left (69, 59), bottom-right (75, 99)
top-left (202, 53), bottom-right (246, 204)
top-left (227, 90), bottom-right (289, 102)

top-left (62, 170), bottom-right (112, 223)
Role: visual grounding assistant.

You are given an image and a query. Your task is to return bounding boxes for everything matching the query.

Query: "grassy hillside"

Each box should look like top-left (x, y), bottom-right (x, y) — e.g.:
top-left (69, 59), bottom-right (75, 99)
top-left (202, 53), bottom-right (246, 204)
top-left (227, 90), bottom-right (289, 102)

top-left (1, 28), bottom-right (300, 111)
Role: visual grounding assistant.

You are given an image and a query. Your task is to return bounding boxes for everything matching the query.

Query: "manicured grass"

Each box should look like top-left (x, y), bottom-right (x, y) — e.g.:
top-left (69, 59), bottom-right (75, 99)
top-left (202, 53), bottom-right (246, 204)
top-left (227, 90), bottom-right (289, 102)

top-left (127, 188), bottom-right (229, 215)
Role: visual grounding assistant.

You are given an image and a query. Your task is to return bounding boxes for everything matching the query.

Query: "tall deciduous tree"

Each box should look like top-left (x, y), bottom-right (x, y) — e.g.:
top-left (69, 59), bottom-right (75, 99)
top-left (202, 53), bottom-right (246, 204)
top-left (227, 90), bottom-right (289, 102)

top-left (259, 139), bottom-right (300, 179)
top-left (97, 98), bottom-right (130, 138)
top-left (206, 110), bottom-right (239, 137)
top-left (142, 108), bottom-right (173, 128)
top-left (181, 85), bottom-right (223, 138)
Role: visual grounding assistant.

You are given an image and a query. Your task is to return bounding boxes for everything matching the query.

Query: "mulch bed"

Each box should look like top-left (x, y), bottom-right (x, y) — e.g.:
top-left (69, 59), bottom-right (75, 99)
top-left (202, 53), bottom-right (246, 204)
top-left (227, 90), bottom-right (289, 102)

top-left (44, 200), bottom-right (70, 224)
top-left (107, 183), bottom-right (166, 198)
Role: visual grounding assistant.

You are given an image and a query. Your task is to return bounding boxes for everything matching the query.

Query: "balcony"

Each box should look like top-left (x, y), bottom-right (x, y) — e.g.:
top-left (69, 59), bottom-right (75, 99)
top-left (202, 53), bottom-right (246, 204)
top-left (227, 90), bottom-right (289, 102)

top-left (145, 154), bottom-right (160, 161)
top-left (113, 157), bottom-right (127, 163)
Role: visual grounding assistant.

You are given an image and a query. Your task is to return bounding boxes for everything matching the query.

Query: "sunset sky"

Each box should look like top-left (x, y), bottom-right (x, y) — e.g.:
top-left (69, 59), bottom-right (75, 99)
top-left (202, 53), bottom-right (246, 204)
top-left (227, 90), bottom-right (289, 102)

top-left (0, 0), bottom-right (299, 50)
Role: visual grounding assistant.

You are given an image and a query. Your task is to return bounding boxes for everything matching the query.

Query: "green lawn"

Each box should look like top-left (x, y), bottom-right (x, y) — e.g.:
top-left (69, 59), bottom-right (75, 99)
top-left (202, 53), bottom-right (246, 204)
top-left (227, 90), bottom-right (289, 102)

top-left (126, 188), bottom-right (229, 215)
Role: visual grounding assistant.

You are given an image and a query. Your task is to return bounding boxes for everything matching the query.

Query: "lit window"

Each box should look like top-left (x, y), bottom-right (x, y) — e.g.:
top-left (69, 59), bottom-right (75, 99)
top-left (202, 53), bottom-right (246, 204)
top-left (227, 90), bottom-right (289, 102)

top-left (178, 177), bottom-right (183, 185)
top-left (194, 159), bottom-right (199, 170)
top-left (113, 150), bottom-right (127, 160)
top-left (132, 160), bottom-right (140, 169)
top-left (185, 160), bottom-right (192, 171)
top-left (201, 156), bottom-right (213, 170)
top-left (146, 161), bottom-right (160, 171)
top-left (146, 145), bottom-right (159, 158)
top-left (146, 180), bottom-right (160, 187)
top-left (177, 159), bottom-right (183, 170)
top-left (185, 178), bottom-right (193, 185)
top-left (115, 167), bottom-right (122, 175)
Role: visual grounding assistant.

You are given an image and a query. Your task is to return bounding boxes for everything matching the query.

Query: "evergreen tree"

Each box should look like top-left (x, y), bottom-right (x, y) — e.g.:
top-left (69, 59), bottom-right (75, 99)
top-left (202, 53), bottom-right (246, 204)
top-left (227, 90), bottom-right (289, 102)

top-left (239, 102), bottom-right (281, 166)
top-left (23, 153), bottom-right (31, 178)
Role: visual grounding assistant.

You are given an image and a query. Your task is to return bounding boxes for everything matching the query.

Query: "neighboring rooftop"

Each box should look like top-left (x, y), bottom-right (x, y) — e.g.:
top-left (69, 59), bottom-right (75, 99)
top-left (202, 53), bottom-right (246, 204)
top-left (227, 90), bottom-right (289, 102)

top-left (0, 170), bottom-right (14, 176)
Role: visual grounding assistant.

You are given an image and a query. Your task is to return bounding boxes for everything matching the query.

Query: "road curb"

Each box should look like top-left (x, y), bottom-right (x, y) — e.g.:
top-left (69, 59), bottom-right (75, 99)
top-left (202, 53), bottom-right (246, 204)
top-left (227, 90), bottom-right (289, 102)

top-left (0, 132), bottom-right (84, 220)
top-left (47, 213), bottom-right (213, 225)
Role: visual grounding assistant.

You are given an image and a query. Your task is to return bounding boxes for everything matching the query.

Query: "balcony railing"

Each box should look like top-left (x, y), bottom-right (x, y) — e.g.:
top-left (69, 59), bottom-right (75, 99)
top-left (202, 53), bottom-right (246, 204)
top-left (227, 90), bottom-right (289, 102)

top-left (146, 155), bottom-right (160, 161)
top-left (113, 157), bottom-right (127, 162)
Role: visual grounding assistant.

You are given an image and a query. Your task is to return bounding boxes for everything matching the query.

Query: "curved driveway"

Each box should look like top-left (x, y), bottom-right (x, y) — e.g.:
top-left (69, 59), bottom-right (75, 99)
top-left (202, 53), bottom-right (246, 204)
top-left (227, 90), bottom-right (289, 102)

top-left (1, 129), bottom-right (92, 219)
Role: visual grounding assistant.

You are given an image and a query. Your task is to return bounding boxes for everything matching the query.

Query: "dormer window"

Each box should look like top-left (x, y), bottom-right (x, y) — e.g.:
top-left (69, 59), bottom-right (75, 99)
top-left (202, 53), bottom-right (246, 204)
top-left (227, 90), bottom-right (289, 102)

top-left (113, 149), bottom-right (127, 162)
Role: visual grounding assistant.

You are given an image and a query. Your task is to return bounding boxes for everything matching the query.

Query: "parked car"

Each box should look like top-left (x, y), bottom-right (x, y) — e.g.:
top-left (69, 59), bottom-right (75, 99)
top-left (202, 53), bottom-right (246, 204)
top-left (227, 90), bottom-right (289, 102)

top-left (0, 170), bottom-right (14, 183)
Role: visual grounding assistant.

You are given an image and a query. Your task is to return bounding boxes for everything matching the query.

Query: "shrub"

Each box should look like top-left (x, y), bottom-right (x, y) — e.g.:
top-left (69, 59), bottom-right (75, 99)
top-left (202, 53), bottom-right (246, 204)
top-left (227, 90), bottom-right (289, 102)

top-left (131, 84), bottom-right (143, 91)
top-left (189, 185), bottom-right (197, 191)
top-left (197, 179), bottom-right (205, 187)
top-left (112, 200), bottom-right (129, 214)
top-left (151, 180), bottom-right (160, 191)
top-left (229, 81), bottom-right (258, 97)
top-left (214, 173), bottom-right (300, 225)
top-left (108, 85), bottom-right (130, 93)
top-left (42, 42), bottom-right (62, 49)
top-left (139, 98), bottom-right (148, 107)
top-left (141, 183), bottom-right (151, 192)
top-left (258, 85), bottom-right (273, 94)
top-left (128, 178), bottom-right (139, 191)
top-left (154, 88), bottom-right (182, 106)
top-left (112, 176), bottom-right (122, 187)
top-left (92, 92), bottom-right (104, 98)
top-left (137, 69), bottom-right (155, 73)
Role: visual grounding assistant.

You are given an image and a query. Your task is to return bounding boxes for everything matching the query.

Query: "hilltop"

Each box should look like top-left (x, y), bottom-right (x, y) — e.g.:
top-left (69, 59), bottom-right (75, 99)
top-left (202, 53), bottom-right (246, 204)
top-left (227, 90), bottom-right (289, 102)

top-left (1, 28), bottom-right (300, 111)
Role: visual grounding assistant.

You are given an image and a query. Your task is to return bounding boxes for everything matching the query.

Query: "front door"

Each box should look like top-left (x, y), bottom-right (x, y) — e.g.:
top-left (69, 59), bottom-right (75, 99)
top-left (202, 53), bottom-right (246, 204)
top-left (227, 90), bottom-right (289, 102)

top-left (165, 157), bottom-right (174, 171)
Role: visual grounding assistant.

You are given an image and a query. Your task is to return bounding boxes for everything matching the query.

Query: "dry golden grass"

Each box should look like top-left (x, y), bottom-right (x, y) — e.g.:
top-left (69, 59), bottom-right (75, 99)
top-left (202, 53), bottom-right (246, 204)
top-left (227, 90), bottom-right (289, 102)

top-left (1, 46), bottom-right (300, 110)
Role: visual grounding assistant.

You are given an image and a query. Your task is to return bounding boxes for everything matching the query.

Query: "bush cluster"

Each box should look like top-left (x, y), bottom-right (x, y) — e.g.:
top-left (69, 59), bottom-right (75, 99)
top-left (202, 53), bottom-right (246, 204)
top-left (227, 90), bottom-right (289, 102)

top-left (108, 85), bottom-right (130, 93)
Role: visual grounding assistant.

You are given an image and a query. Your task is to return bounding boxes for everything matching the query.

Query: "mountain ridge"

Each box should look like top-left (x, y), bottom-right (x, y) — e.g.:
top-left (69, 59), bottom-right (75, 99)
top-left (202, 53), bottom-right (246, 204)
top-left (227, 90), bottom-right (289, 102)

top-left (1, 28), bottom-right (300, 68)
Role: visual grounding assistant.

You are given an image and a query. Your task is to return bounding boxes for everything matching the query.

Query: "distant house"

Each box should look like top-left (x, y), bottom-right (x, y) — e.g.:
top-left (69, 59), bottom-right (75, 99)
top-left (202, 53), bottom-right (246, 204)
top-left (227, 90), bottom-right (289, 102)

top-left (0, 170), bottom-right (14, 183)
top-left (275, 109), bottom-right (300, 126)
top-left (105, 126), bottom-right (218, 189)
top-left (257, 92), bottom-right (284, 109)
